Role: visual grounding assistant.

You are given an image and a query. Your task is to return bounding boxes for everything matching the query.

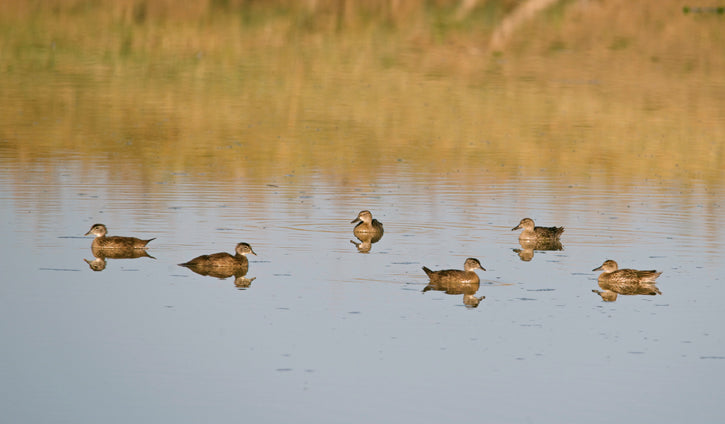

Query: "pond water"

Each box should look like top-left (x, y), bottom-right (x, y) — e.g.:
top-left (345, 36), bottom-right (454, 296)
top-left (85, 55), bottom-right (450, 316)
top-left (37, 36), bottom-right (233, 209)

top-left (1, 2), bottom-right (725, 423)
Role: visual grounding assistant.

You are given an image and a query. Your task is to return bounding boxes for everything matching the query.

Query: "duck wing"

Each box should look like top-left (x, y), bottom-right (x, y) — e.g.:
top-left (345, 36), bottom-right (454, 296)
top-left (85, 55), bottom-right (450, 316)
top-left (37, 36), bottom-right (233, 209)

top-left (534, 226), bottom-right (564, 238)
top-left (635, 270), bottom-right (662, 282)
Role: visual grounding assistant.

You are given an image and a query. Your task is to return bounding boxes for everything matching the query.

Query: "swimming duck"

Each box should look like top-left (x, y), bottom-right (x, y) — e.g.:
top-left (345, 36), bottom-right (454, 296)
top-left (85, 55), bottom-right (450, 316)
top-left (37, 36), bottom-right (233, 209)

top-left (592, 260), bottom-right (662, 285)
top-left (511, 218), bottom-right (564, 241)
top-left (179, 242), bottom-right (256, 268)
top-left (85, 224), bottom-right (155, 249)
top-left (351, 210), bottom-right (384, 238)
top-left (422, 258), bottom-right (486, 284)
top-left (591, 260), bottom-right (662, 302)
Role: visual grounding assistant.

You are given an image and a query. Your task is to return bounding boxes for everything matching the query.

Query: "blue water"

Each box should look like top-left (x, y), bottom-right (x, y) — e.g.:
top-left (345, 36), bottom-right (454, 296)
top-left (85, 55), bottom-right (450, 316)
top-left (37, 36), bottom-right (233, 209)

top-left (1, 154), bottom-right (723, 423)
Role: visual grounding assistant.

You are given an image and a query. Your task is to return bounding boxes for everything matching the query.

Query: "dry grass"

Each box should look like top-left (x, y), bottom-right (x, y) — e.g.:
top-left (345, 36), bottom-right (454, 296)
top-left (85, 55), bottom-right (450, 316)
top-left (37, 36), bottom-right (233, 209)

top-left (1, 0), bottom-right (723, 188)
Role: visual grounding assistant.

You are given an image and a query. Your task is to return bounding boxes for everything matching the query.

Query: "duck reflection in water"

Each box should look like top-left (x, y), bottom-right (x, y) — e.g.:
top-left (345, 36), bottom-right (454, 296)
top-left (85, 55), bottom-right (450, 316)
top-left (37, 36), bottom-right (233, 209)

top-left (350, 232), bottom-right (383, 253)
top-left (422, 258), bottom-right (486, 308)
top-left (591, 259), bottom-right (662, 302)
top-left (84, 245), bottom-right (155, 271)
top-left (350, 210), bottom-right (383, 252)
top-left (512, 238), bottom-right (563, 261)
top-left (179, 242), bottom-right (257, 289)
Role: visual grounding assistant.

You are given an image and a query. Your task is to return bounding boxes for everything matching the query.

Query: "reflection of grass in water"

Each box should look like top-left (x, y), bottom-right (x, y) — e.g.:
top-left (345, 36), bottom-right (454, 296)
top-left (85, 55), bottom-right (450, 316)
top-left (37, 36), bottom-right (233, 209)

top-left (609, 37), bottom-right (631, 51)
top-left (0, 0), bottom-right (723, 186)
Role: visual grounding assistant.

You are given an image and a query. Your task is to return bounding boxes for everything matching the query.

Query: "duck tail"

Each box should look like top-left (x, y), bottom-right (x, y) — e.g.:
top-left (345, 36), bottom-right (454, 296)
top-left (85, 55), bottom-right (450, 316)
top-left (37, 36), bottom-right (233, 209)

top-left (640, 270), bottom-right (662, 282)
top-left (144, 237), bottom-right (156, 246)
top-left (555, 227), bottom-right (565, 237)
top-left (422, 266), bottom-right (433, 277)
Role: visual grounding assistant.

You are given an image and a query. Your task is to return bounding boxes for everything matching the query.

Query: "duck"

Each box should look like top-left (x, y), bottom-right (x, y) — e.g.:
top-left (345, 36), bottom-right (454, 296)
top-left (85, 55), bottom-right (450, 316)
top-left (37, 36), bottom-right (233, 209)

top-left (179, 242), bottom-right (256, 268)
top-left (422, 258), bottom-right (486, 284)
top-left (591, 260), bottom-right (662, 301)
top-left (511, 218), bottom-right (564, 241)
top-left (84, 223), bottom-right (155, 249)
top-left (592, 260), bottom-right (662, 285)
top-left (351, 210), bottom-right (384, 238)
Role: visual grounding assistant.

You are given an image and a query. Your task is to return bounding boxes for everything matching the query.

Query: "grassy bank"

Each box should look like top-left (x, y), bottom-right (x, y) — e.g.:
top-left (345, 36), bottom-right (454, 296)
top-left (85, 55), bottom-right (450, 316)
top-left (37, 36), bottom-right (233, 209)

top-left (1, 0), bottom-right (723, 185)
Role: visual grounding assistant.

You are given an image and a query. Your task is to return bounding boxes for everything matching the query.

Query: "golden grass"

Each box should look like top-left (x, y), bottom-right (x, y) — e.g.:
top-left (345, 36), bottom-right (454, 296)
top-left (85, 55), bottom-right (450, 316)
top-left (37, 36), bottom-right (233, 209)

top-left (1, 0), bottom-right (723, 188)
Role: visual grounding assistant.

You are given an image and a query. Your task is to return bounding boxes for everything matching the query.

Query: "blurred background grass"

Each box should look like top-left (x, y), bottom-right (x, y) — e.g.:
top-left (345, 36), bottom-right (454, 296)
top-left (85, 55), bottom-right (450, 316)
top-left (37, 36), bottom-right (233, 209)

top-left (1, 0), bottom-right (723, 186)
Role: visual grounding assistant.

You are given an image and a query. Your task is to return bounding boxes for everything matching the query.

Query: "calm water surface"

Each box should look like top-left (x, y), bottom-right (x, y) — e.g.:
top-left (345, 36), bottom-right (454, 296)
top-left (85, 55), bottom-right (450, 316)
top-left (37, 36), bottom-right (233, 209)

top-left (2, 4), bottom-right (725, 422)
top-left (1, 157), bottom-right (723, 423)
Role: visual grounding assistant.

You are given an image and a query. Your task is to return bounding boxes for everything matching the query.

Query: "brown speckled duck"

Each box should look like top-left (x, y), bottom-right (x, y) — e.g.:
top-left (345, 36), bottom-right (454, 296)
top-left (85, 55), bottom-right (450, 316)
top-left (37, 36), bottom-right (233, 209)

top-left (511, 218), bottom-right (564, 241)
top-left (591, 260), bottom-right (662, 302)
top-left (179, 242), bottom-right (256, 268)
top-left (351, 210), bottom-right (383, 238)
top-left (422, 258), bottom-right (486, 284)
top-left (592, 260), bottom-right (662, 285)
top-left (85, 224), bottom-right (155, 249)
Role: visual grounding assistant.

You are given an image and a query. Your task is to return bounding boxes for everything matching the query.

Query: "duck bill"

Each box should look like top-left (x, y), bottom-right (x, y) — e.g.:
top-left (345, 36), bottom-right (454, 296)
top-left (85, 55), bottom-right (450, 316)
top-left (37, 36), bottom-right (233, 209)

top-left (250, 249), bottom-right (257, 256)
top-left (350, 217), bottom-right (361, 224)
top-left (511, 225), bottom-right (521, 231)
top-left (84, 230), bottom-right (93, 236)
top-left (592, 266), bottom-right (603, 272)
